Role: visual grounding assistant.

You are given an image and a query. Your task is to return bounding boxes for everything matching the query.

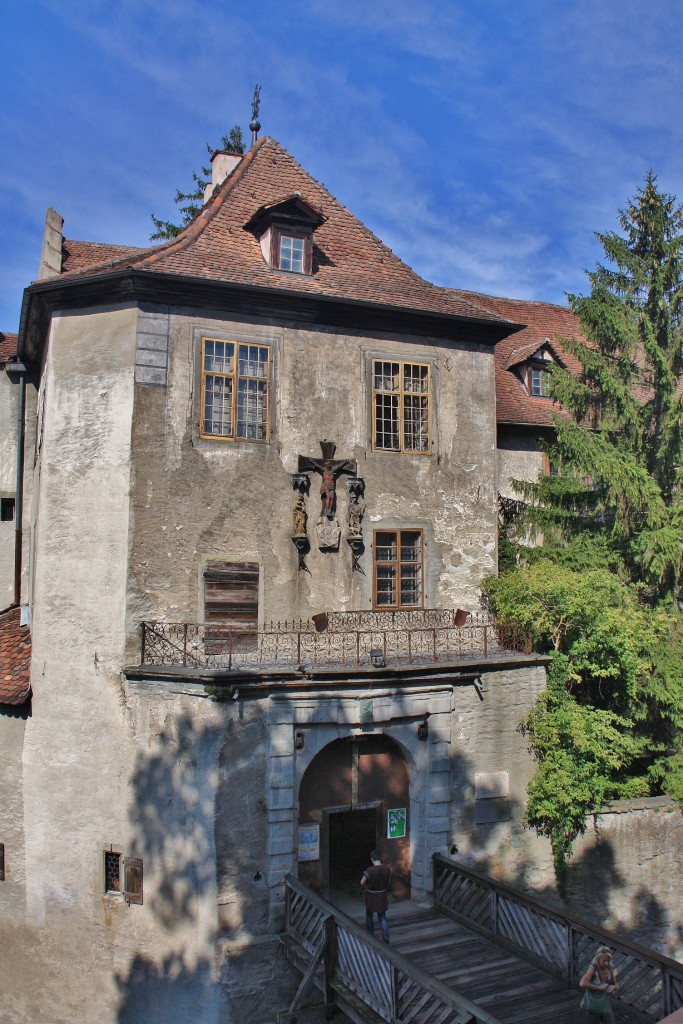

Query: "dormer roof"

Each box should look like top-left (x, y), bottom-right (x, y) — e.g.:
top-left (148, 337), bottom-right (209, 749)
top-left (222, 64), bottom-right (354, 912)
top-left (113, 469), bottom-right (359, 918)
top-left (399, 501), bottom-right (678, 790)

top-left (245, 194), bottom-right (326, 235)
top-left (504, 337), bottom-right (567, 371)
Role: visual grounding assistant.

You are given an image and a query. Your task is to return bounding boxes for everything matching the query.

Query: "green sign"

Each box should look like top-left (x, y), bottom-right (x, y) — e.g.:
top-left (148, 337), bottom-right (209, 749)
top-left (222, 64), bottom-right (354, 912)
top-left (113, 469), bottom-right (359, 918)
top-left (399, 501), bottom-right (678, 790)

top-left (387, 807), bottom-right (407, 840)
top-left (359, 699), bottom-right (374, 724)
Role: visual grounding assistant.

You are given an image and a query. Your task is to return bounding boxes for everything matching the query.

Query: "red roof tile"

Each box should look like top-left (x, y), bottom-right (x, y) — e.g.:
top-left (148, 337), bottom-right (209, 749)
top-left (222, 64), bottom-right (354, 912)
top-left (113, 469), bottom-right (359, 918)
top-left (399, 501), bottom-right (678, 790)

top-left (0, 332), bottom-right (18, 364)
top-left (452, 291), bottom-right (585, 427)
top-left (61, 240), bottom-right (149, 273)
top-left (57, 137), bottom-right (512, 328)
top-left (0, 605), bottom-right (31, 706)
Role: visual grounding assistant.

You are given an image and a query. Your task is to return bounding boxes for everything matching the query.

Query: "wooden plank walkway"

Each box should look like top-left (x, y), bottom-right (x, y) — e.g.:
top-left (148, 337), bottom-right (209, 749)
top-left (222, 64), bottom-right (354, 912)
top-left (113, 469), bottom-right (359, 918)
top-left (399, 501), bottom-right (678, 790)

top-left (284, 869), bottom-right (682, 1024)
top-left (338, 894), bottom-right (636, 1024)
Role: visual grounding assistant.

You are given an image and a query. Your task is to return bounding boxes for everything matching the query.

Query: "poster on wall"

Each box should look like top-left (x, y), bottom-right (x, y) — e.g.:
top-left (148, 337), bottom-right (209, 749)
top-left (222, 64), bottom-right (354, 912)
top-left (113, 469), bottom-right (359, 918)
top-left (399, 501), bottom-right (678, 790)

top-left (387, 808), bottom-right (407, 840)
top-left (298, 823), bottom-right (320, 861)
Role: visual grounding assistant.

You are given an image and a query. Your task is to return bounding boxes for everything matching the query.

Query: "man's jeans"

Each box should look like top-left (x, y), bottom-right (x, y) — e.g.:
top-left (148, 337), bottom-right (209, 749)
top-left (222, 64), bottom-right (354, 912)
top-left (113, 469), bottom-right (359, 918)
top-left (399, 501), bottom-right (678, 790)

top-left (366, 910), bottom-right (389, 943)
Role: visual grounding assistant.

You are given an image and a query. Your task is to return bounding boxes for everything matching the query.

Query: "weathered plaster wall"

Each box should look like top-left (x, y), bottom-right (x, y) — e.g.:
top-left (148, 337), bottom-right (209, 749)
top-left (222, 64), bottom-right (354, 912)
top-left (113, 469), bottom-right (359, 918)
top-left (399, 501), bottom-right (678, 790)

top-left (125, 309), bottom-right (499, 658)
top-left (449, 663), bottom-right (553, 879)
top-left (4, 307), bottom-right (223, 1024)
top-left (497, 425), bottom-right (554, 500)
top-left (0, 712), bottom-right (28, 926)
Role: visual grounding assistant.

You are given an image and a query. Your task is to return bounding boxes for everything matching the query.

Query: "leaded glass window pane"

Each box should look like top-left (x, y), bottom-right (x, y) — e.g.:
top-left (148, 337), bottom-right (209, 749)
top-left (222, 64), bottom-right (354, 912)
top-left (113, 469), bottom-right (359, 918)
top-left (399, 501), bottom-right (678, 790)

top-left (375, 394), bottom-right (400, 450)
top-left (373, 529), bottom-right (423, 609)
top-left (373, 359), bottom-right (430, 452)
top-left (203, 374), bottom-right (233, 437)
top-left (201, 338), bottom-right (270, 442)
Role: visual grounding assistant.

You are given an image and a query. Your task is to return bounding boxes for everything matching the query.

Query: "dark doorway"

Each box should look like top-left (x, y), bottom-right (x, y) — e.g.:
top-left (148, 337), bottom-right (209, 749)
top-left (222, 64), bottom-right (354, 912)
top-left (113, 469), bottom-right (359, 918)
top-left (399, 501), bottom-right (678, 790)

top-left (298, 734), bottom-right (411, 899)
top-left (328, 805), bottom-right (379, 896)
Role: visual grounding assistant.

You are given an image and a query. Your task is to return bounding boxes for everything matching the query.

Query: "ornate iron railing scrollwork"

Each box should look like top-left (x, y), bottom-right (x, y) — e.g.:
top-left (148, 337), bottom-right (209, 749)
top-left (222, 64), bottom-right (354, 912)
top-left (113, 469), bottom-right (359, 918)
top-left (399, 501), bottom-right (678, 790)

top-left (140, 611), bottom-right (532, 672)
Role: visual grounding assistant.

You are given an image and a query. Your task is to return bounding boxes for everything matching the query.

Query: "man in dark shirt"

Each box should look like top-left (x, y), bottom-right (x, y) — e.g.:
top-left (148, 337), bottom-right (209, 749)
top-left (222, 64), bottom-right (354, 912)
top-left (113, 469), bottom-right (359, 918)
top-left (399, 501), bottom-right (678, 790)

top-left (361, 849), bottom-right (391, 943)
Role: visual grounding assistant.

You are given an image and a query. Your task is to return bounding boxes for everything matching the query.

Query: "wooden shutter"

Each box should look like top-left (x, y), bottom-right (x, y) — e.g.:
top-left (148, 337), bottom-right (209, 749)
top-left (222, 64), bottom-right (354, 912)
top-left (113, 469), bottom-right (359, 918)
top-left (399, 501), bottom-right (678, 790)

top-left (204, 561), bottom-right (259, 654)
top-left (204, 562), bottom-right (259, 627)
top-left (123, 856), bottom-right (143, 905)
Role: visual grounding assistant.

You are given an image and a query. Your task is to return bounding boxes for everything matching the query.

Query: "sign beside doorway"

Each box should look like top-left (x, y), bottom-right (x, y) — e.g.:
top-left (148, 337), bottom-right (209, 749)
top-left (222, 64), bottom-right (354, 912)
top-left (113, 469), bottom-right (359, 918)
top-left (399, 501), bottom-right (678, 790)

top-left (387, 807), bottom-right (407, 840)
top-left (298, 823), bottom-right (320, 861)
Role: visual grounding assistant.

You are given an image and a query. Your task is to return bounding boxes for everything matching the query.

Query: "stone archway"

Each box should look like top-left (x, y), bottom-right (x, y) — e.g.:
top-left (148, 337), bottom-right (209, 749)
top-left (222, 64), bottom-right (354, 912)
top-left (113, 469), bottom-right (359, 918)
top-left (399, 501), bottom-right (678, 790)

top-left (297, 734), bottom-right (411, 900)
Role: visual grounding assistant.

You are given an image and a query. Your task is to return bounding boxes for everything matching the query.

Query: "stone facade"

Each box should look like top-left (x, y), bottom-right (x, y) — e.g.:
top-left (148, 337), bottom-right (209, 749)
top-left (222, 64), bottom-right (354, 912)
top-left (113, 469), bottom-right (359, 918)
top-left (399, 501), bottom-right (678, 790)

top-left (1, 136), bottom-right (557, 1023)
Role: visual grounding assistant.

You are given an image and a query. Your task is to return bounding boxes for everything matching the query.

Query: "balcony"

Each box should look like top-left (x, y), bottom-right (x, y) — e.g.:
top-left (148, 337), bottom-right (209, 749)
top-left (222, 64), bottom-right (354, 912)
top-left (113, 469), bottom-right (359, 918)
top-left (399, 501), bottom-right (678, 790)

top-left (139, 609), bottom-right (532, 676)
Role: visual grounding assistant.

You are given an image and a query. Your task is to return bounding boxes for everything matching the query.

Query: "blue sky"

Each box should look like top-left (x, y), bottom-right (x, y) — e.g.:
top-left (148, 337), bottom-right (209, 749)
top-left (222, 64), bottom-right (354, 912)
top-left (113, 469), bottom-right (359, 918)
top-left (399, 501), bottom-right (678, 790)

top-left (2, 0), bottom-right (683, 331)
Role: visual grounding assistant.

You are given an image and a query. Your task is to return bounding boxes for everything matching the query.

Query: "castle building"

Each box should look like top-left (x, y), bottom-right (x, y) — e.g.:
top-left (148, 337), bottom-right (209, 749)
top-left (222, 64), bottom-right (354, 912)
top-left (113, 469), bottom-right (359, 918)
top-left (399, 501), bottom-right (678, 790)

top-left (1, 136), bottom-right (553, 1024)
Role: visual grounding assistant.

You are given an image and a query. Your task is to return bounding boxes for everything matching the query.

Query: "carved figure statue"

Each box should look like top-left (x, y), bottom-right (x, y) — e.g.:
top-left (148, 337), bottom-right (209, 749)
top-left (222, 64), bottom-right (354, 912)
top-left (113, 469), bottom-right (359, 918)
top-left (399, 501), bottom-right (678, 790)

top-left (293, 494), bottom-right (307, 537)
top-left (298, 441), bottom-right (357, 520)
top-left (302, 456), bottom-right (353, 518)
top-left (320, 461), bottom-right (336, 516)
top-left (348, 500), bottom-right (365, 538)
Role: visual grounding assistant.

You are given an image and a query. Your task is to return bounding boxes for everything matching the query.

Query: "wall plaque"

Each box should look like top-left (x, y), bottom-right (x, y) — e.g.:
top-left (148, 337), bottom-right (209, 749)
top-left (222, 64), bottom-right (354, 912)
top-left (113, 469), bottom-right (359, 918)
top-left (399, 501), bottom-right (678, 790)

top-left (298, 823), bottom-right (320, 862)
top-left (316, 516), bottom-right (341, 551)
top-left (474, 771), bottom-right (509, 800)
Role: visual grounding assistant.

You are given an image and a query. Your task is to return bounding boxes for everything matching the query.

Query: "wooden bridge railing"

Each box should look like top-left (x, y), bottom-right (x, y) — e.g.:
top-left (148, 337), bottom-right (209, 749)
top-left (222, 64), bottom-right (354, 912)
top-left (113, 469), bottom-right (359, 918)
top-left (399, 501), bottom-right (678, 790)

top-left (283, 874), bottom-right (503, 1024)
top-left (434, 854), bottom-right (683, 1023)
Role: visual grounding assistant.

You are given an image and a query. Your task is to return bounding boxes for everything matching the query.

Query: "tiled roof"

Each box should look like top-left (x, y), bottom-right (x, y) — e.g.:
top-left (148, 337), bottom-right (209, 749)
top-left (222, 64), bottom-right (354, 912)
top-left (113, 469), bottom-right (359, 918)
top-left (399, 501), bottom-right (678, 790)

top-left (452, 291), bottom-right (584, 428)
top-left (56, 137), bottom-right (513, 328)
top-left (0, 332), bottom-right (18, 364)
top-left (61, 240), bottom-right (149, 273)
top-left (0, 605), bottom-right (31, 706)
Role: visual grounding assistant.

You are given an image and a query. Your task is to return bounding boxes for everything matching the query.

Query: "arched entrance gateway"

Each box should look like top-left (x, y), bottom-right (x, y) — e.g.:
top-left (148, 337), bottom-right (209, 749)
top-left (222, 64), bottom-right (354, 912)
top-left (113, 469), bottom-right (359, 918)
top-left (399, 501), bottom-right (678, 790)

top-left (297, 735), bottom-right (410, 900)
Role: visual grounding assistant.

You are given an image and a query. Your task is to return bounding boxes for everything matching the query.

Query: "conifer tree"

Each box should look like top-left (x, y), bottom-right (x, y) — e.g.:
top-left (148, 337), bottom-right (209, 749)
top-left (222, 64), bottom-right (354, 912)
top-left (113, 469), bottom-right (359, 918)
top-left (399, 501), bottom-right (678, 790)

top-left (486, 175), bottom-right (683, 889)
top-left (533, 173), bottom-right (683, 599)
top-left (150, 126), bottom-right (245, 241)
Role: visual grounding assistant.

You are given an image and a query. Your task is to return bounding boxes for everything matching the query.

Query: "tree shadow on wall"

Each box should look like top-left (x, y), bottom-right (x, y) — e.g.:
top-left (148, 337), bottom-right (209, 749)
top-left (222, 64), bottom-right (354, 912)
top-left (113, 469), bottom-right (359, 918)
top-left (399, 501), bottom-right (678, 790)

top-left (114, 707), bottom-right (294, 1024)
top-left (564, 832), bottom-right (681, 959)
top-left (465, 806), bottom-right (681, 961)
top-left (118, 952), bottom-right (217, 1024)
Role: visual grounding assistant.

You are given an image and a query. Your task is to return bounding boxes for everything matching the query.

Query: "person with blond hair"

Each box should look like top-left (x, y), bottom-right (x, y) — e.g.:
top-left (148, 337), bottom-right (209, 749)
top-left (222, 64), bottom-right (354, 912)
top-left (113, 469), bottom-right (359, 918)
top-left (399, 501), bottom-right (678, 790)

top-left (580, 946), bottom-right (618, 1021)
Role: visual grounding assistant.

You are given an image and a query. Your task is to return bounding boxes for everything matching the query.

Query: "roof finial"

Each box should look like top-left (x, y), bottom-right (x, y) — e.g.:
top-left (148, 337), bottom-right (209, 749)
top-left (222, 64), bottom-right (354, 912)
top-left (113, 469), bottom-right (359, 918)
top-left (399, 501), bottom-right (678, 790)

top-left (250, 84), bottom-right (262, 146)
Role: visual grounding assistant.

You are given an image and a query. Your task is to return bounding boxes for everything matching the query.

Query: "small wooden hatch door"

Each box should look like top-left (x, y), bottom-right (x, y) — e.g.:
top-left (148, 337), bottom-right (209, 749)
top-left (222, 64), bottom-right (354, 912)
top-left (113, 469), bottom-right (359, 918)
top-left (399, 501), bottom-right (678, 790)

top-left (203, 561), bottom-right (259, 655)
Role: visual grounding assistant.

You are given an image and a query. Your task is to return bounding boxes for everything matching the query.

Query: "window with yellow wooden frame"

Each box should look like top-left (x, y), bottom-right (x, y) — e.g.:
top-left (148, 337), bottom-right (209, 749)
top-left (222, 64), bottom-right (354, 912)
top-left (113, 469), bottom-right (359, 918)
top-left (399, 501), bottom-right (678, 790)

top-left (201, 337), bottom-right (271, 442)
top-left (373, 529), bottom-right (423, 609)
top-left (372, 359), bottom-right (431, 452)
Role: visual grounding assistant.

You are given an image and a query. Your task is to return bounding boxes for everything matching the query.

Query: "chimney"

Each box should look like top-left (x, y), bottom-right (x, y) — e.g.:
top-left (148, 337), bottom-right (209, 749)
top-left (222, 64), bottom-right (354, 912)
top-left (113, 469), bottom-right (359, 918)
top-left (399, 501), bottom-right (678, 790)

top-left (38, 207), bottom-right (64, 279)
top-left (203, 151), bottom-right (242, 204)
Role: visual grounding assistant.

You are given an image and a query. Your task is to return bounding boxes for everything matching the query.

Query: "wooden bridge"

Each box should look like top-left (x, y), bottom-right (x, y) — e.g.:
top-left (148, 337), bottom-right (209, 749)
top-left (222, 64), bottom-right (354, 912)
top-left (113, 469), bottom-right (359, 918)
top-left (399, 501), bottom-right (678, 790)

top-left (281, 855), bottom-right (683, 1024)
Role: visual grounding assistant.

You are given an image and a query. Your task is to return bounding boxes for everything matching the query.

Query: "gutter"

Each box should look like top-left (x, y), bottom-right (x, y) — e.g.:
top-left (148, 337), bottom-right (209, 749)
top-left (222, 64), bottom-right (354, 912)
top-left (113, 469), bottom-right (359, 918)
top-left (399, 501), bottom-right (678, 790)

top-left (5, 360), bottom-right (27, 605)
top-left (17, 268), bottom-right (525, 366)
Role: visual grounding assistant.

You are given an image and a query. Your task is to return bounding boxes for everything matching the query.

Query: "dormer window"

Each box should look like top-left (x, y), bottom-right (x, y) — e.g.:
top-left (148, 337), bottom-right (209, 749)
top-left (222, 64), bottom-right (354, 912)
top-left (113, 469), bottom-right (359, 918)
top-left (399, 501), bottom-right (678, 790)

top-left (275, 231), bottom-right (309, 273)
top-left (246, 195), bottom-right (325, 277)
top-left (529, 366), bottom-right (550, 397)
top-left (279, 234), bottom-right (304, 272)
top-left (507, 341), bottom-right (558, 398)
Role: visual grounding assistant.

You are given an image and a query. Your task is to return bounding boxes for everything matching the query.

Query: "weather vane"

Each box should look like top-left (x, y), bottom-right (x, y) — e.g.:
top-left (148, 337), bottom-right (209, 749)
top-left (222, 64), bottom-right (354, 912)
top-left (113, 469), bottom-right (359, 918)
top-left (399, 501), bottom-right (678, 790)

top-left (250, 84), bottom-right (262, 145)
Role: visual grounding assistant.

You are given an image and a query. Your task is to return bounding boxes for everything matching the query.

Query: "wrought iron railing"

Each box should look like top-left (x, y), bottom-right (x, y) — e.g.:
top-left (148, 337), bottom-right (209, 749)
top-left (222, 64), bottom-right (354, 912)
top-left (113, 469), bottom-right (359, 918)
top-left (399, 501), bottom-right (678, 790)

top-left (433, 855), bottom-right (683, 1022)
top-left (140, 609), bottom-right (532, 672)
top-left (283, 874), bottom-right (503, 1024)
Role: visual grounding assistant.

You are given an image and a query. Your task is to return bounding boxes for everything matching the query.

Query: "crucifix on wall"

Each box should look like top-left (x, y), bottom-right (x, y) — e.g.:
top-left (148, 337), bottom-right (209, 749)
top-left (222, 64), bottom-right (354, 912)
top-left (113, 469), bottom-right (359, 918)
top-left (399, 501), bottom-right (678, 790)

top-left (298, 440), bottom-right (357, 550)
